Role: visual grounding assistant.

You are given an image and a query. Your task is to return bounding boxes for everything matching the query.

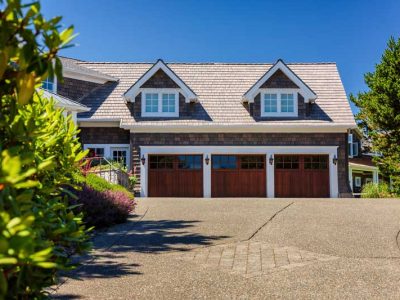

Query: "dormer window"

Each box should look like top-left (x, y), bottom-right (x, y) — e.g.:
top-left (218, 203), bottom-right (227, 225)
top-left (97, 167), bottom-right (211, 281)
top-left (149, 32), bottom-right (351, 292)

top-left (261, 89), bottom-right (298, 117)
top-left (141, 89), bottom-right (179, 117)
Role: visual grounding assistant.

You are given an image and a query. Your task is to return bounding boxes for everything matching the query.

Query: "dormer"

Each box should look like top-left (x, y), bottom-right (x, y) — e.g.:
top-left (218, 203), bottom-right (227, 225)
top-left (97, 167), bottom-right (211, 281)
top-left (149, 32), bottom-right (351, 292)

top-left (243, 59), bottom-right (317, 118)
top-left (123, 59), bottom-right (197, 118)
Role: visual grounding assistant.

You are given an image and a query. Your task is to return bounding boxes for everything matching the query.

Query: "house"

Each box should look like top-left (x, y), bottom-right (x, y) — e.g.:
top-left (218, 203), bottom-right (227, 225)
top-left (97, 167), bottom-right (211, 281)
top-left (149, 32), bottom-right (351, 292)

top-left (347, 132), bottom-right (380, 196)
top-left (51, 56), bottom-right (357, 198)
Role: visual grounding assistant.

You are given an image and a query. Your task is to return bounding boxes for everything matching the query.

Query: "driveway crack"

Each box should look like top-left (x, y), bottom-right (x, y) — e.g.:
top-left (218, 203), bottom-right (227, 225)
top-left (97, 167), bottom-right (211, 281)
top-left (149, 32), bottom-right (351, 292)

top-left (245, 202), bottom-right (294, 241)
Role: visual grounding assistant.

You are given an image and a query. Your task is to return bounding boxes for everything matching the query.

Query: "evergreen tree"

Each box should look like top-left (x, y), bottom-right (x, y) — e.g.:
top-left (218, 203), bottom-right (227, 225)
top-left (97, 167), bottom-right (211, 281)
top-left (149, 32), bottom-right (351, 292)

top-left (351, 37), bottom-right (400, 195)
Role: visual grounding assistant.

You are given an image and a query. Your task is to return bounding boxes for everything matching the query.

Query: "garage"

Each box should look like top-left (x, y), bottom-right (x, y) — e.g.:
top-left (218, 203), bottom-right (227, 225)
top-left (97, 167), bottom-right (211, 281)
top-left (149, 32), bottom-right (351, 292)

top-left (148, 155), bottom-right (203, 197)
top-left (211, 155), bottom-right (266, 197)
top-left (274, 155), bottom-right (330, 198)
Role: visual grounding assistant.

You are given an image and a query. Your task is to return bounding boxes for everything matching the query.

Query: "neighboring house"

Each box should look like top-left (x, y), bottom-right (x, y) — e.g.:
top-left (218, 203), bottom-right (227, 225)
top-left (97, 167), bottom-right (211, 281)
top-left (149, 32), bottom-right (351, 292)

top-left (347, 131), bottom-right (380, 195)
top-left (55, 57), bottom-right (357, 198)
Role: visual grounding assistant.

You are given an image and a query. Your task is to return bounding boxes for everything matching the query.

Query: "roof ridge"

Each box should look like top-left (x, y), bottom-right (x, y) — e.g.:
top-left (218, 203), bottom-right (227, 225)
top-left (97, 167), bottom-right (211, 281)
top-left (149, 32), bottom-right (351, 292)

top-left (76, 61), bottom-right (337, 65)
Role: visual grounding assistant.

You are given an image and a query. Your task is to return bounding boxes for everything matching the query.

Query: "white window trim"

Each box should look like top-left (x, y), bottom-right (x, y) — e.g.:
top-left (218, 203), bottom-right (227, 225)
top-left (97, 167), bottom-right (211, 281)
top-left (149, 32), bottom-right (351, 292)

top-left (355, 176), bottom-right (362, 187)
top-left (260, 89), bottom-right (298, 117)
top-left (141, 88), bottom-right (179, 118)
top-left (348, 134), bottom-right (359, 158)
top-left (139, 145), bottom-right (339, 199)
top-left (83, 144), bottom-right (130, 169)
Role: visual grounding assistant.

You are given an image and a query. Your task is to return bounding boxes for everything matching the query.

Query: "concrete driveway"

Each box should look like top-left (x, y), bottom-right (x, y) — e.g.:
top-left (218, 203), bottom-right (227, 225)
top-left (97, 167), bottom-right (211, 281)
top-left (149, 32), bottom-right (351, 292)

top-left (53, 198), bottom-right (400, 299)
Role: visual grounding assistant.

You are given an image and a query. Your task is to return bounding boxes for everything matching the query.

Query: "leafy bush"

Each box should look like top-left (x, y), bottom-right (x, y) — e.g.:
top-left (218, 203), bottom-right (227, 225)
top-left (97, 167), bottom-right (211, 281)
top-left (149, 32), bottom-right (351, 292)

top-left (85, 173), bottom-right (133, 198)
top-left (0, 1), bottom-right (90, 298)
top-left (361, 182), bottom-right (393, 198)
top-left (70, 186), bottom-right (136, 228)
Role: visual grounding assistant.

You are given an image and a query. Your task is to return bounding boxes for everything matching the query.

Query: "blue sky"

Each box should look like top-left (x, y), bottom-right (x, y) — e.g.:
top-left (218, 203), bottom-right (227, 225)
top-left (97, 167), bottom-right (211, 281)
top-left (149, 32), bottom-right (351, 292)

top-left (41, 0), bottom-right (400, 113)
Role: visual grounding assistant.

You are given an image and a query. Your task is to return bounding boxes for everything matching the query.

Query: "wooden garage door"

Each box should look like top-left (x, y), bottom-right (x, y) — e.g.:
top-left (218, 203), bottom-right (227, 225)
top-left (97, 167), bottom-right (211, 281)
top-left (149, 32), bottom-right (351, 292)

top-left (275, 155), bottom-right (330, 198)
top-left (148, 155), bottom-right (203, 197)
top-left (211, 155), bottom-right (266, 197)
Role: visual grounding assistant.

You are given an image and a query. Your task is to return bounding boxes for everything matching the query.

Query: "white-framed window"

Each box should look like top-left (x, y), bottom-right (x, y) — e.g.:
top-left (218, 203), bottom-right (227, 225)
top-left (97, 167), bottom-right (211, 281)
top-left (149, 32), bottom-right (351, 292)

top-left (260, 89), bottom-right (298, 117)
top-left (355, 176), bottom-right (362, 187)
top-left (348, 134), bottom-right (359, 157)
top-left (141, 89), bottom-right (179, 117)
top-left (42, 76), bottom-right (57, 92)
top-left (83, 144), bottom-right (130, 169)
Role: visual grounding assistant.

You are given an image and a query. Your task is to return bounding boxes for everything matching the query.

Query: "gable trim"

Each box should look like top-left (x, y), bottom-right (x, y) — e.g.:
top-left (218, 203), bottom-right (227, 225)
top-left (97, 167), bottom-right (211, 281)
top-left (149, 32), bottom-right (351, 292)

top-left (243, 59), bottom-right (317, 103)
top-left (123, 59), bottom-right (198, 103)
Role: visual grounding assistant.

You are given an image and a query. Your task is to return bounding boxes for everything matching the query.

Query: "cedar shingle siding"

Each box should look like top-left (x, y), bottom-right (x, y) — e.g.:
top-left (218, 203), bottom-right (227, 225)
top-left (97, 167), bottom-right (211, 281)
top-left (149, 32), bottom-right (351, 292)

top-left (57, 77), bottom-right (101, 101)
top-left (260, 69), bottom-right (299, 89)
top-left (79, 127), bottom-right (130, 144)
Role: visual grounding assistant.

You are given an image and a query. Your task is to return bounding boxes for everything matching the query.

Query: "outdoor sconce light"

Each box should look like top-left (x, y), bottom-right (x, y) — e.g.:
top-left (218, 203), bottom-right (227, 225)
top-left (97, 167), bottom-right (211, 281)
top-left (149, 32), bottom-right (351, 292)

top-left (141, 155), bottom-right (146, 165)
top-left (205, 155), bottom-right (210, 165)
top-left (332, 155), bottom-right (338, 165)
top-left (269, 155), bottom-right (274, 165)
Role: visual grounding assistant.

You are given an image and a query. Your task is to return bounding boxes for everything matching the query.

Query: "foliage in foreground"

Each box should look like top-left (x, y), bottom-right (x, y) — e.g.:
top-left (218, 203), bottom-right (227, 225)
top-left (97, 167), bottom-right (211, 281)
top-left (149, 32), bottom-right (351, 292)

top-left (361, 182), bottom-right (394, 198)
top-left (351, 36), bottom-right (400, 195)
top-left (0, 0), bottom-right (90, 298)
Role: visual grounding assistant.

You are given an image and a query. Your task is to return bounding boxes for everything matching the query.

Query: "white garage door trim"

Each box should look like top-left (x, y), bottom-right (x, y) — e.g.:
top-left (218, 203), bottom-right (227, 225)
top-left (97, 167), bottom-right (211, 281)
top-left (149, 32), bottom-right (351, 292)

top-left (139, 146), bottom-right (339, 198)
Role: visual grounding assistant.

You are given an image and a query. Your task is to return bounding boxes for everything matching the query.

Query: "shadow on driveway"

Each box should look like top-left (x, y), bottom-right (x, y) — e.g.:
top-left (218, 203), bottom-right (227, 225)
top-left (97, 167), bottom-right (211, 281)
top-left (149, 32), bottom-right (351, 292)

top-left (100, 219), bottom-right (229, 253)
top-left (58, 218), bottom-right (229, 285)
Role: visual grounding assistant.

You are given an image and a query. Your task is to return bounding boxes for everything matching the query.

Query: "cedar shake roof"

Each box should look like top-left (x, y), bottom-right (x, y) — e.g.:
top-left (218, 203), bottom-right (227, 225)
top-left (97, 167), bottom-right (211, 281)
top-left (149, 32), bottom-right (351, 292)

top-left (75, 60), bottom-right (356, 128)
top-left (60, 57), bottom-right (118, 82)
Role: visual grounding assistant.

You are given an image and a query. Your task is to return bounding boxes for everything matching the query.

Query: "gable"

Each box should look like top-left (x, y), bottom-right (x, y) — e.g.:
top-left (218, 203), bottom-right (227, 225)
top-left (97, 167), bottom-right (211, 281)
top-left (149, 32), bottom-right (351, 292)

top-left (243, 59), bottom-right (317, 103)
top-left (260, 69), bottom-right (299, 89)
top-left (123, 59), bottom-right (198, 103)
top-left (141, 69), bottom-right (179, 89)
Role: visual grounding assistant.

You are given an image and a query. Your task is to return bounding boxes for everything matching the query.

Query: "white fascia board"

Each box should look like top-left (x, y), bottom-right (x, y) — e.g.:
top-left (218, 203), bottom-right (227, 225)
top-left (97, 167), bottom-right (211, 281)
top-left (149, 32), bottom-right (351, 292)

top-left (243, 60), bottom-right (317, 103)
top-left (349, 163), bottom-right (378, 171)
top-left (123, 60), bottom-right (198, 103)
top-left (56, 103), bottom-right (90, 113)
top-left (122, 123), bottom-right (356, 133)
top-left (63, 69), bottom-right (117, 84)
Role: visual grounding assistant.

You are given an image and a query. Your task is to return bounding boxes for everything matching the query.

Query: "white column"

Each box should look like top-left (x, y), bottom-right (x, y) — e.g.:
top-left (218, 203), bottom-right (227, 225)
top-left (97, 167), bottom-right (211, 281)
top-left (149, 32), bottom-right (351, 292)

top-left (266, 152), bottom-right (275, 198)
top-left (140, 152), bottom-right (148, 197)
top-left (203, 152), bottom-right (211, 197)
top-left (348, 166), bottom-right (353, 191)
top-left (71, 111), bottom-right (77, 126)
top-left (373, 170), bottom-right (379, 183)
top-left (329, 152), bottom-right (339, 198)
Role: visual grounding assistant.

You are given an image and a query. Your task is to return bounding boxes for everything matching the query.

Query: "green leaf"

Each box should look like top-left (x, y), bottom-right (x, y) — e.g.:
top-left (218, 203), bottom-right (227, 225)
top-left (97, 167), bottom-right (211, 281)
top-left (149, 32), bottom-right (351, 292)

top-left (0, 257), bottom-right (18, 265)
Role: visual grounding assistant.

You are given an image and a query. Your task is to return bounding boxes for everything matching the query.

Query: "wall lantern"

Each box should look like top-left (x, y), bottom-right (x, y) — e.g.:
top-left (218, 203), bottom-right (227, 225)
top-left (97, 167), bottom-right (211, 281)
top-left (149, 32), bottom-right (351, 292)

top-left (205, 155), bottom-right (210, 165)
top-left (141, 155), bottom-right (146, 165)
top-left (269, 155), bottom-right (274, 165)
top-left (332, 155), bottom-right (338, 165)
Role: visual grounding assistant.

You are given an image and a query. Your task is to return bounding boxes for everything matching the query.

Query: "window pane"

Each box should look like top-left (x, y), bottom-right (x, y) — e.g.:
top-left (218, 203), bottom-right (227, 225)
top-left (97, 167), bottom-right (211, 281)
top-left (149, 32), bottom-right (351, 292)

top-left (178, 155), bottom-right (202, 169)
top-left (212, 155), bottom-right (237, 169)
top-left (161, 93), bottom-right (175, 113)
top-left (264, 93), bottom-right (277, 113)
top-left (112, 150), bottom-right (127, 166)
top-left (145, 93), bottom-right (159, 113)
top-left (281, 93), bottom-right (294, 113)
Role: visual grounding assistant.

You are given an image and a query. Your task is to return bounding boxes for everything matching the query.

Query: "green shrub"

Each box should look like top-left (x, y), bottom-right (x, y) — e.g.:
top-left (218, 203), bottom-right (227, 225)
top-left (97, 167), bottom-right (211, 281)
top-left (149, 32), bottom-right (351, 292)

top-left (85, 173), bottom-right (133, 199)
top-left (361, 182), bottom-right (393, 198)
top-left (0, 1), bottom-right (90, 298)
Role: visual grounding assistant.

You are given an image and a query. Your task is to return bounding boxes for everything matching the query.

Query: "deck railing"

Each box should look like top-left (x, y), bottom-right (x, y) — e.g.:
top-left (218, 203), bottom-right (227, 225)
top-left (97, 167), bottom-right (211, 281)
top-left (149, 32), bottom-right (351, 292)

top-left (81, 156), bottom-right (132, 191)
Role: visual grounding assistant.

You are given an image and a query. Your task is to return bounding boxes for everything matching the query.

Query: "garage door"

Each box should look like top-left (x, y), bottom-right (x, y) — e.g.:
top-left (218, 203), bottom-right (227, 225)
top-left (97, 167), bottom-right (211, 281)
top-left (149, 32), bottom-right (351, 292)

top-left (275, 155), bottom-right (329, 198)
top-left (212, 155), bottom-right (266, 197)
top-left (148, 155), bottom-right (203, 197)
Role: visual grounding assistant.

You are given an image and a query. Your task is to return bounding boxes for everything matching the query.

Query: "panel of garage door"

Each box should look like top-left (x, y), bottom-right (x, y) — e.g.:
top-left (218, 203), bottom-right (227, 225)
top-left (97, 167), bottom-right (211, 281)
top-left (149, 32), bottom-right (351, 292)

top-left (148, 155), bottom-right (203, 197)
top-left (275, 155), bottom-right (329, 198)
top-left (211, 155), bottom-right (266, 197)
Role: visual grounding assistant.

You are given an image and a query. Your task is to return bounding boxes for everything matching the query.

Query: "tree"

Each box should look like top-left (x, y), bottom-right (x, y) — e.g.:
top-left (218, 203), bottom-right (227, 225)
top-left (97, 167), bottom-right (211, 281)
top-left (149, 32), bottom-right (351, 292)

top-left (351, 36), bottom-right (400, 195)
top-left (0, 0), bottom-right (90, 298)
